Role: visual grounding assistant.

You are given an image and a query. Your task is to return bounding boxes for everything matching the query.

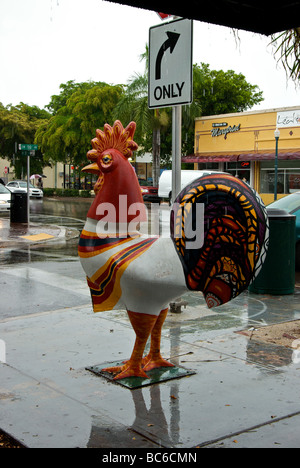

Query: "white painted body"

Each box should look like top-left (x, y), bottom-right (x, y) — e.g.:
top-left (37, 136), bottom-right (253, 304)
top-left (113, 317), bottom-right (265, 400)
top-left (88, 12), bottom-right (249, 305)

top-left (80, 217), bottom-right (188, 316)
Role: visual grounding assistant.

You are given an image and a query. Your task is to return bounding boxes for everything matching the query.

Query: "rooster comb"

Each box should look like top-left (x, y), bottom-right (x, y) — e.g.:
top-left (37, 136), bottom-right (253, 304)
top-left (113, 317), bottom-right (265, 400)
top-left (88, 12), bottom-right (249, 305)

top-left (87, 120), bottom-right (138, 162)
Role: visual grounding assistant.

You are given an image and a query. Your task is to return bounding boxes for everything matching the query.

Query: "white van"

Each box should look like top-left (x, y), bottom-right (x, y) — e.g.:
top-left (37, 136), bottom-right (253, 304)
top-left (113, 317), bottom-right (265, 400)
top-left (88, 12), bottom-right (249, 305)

top-left (158, 170), bottom-right (227, 204)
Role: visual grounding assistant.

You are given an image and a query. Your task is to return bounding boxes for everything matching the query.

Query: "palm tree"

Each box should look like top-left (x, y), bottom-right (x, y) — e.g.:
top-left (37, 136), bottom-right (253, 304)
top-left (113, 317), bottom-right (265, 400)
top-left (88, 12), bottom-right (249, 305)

top-left (112, 47), bottom-right (169, 186)
top-left (113, 46), bottom-right (202, 185)
top-left (271, 28), bottom-right (300, 82)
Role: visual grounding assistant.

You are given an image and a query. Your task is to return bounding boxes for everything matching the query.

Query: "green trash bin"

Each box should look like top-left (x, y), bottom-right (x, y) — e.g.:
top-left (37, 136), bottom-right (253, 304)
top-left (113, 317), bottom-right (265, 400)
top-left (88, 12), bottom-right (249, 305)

top-left (249, 208), bottom-right (296, 295)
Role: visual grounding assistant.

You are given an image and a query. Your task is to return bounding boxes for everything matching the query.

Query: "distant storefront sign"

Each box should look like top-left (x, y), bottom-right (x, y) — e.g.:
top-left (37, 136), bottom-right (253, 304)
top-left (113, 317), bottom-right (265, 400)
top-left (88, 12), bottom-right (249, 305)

top-left (277, 109), bottom-right (300, 128)
top-left (211, 123), bottom-right (241, 139)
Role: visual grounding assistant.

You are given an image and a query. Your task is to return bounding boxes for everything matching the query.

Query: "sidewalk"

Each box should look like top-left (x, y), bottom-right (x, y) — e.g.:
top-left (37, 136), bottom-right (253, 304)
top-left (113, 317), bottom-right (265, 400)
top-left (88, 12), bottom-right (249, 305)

top-left (1, 217), bottom-right (300, 448)
top-left (0, 216), bottom-right (78, 249)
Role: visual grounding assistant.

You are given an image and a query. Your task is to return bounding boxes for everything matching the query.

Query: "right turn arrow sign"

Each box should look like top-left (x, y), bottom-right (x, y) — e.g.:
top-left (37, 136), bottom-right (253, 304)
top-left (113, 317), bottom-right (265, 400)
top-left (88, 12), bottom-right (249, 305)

top-left (148, 18), bottom-right (193, 109)
top-left (155, 31), bottom-right (180, 80)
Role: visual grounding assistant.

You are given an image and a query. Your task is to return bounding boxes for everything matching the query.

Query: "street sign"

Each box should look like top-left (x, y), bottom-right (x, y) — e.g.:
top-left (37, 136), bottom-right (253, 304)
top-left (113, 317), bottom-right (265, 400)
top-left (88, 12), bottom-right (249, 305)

top-left (18, 144), bottom-right (38, 151)
top-left (156, 12), bottom-right (172, 20)
top-left (21, 150), bottom-right (36, 156)
top-left (148, 18), bottom-right (193, 109)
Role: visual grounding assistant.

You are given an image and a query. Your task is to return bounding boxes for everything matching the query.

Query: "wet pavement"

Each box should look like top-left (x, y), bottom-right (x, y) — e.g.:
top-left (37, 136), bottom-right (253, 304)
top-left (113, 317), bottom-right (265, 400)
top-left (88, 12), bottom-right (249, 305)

top-left (1, 204), bottom-right (300, 448)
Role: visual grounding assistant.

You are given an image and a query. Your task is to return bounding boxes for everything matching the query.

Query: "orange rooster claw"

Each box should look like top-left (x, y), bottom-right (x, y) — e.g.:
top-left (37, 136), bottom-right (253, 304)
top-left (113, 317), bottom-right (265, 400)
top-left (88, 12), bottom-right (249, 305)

top-left (102, 362), bottom-right (150, 380)
top-left (113, 365), bottom-right (149, 381)
top-left (143, 356), bottom-right (175, 372)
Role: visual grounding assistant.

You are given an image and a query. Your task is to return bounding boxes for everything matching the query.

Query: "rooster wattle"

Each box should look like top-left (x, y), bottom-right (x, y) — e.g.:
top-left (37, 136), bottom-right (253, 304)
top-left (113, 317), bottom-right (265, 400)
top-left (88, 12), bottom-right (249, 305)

top-left (78, 120), bottom-right (268, 380)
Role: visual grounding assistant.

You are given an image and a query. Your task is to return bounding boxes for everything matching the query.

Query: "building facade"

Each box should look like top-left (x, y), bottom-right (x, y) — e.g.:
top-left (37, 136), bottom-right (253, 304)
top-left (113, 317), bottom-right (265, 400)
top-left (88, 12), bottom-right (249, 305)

top-left (184, 106), bottom-right (300, 205)
top-left (0, 158), bottom-right (69, 189)
top-left (0, 153), bottom-right (154, 189)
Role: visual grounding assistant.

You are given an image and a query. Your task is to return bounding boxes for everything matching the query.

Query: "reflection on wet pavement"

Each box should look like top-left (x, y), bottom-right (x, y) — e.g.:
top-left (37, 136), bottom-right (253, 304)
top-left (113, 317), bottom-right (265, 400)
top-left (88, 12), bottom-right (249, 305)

top-left (29, 197), bottom-right (91, 222)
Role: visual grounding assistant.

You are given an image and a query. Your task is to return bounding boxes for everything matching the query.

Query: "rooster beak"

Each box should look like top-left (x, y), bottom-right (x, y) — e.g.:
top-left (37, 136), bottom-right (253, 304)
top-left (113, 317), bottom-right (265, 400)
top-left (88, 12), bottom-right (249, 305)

top-left (81, 163), bottom-right (100, 174)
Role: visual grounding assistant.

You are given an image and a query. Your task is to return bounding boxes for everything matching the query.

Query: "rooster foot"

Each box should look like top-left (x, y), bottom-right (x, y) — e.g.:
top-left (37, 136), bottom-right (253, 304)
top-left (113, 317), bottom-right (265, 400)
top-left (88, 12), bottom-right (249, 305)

top-left (102, 362), bottom-right (149, 380)
top-left (142, 354), bottom-right (175, 372)
top-left (102, 364), bottom-right (124, 376)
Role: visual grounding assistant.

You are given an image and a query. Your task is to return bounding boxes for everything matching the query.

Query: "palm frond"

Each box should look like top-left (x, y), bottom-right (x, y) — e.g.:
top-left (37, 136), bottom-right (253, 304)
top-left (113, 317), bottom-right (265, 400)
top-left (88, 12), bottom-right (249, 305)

top-left (270, 28), bottom-right (300, 83)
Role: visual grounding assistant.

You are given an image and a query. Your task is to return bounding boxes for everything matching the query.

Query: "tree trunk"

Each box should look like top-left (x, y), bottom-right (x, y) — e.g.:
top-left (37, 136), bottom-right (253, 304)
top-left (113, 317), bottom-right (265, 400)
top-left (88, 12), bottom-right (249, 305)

top-left (152, 127), bottom-right (161, 187)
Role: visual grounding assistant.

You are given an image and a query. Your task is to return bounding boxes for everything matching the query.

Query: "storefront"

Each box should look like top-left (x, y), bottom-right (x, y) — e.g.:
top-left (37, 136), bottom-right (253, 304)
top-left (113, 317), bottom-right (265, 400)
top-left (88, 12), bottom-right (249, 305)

top-left (183, 106), bottom-right (300, 205)
top-left (134, 153), bottom-right (153, 182)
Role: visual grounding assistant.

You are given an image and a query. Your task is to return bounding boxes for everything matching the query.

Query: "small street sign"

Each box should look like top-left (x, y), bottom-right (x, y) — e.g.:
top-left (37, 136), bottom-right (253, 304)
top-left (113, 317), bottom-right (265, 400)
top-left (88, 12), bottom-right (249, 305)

top-left (148, 17), bottom-right (193, 109)
top-left (18, 143), bottom-right (38, 151)
top-left (21, 150), bottom-right (35, 156)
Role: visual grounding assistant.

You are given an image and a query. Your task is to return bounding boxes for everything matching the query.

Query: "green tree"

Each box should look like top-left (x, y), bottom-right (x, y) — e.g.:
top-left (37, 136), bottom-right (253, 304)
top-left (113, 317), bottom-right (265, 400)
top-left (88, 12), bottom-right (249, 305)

top-left (114, 71), bottom-right (173, 185)
top-left (0, 102), bottom-right (50, 178)
top-left (114, 60), bottom-right (262, 180)
top-left (193, 63), bottom-right (263, 115)
top-left (35, 81), bottom-right (124, 166)
top-left (46, 80), bottom-right (107, 114)
top-left (159, 63), bottom-right (263, 162)
top-left (112, 46), bottom-right (201, 185)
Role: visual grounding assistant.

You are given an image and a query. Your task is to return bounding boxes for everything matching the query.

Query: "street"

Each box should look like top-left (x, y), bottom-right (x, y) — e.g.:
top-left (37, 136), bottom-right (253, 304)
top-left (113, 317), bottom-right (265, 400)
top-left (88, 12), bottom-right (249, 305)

top-left (0, 198), bottom-right (89, 320)
top-left (0, 198), bottom-right (171, 320)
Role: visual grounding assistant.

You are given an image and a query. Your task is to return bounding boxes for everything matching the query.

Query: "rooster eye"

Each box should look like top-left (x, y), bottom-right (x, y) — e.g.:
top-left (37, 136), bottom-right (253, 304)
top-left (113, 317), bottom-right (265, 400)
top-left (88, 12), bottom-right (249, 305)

top-left (102, 155), bottom-right (112, 165)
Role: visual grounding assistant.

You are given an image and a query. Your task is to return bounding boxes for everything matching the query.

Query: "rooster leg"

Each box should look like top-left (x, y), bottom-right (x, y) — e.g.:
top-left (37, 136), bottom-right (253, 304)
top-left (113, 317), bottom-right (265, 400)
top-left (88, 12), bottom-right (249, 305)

top-left (143, 308), bottom-right (175, 372)
top-left (103, 311), bottom-right (157, 380)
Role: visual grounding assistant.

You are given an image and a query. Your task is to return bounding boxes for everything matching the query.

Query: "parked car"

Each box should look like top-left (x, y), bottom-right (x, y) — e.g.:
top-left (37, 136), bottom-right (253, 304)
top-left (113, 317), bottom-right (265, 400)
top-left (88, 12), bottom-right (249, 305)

top-left (158, 170), bottom-right (229, 205)
top-left (6, 180), bottom-right (43, 198)
top-left (267, 192), bottom-right (300, 269)
top-left (139, 180), bottom-right (160, 203)
top-left (0, 184), bottom-right (11, 211)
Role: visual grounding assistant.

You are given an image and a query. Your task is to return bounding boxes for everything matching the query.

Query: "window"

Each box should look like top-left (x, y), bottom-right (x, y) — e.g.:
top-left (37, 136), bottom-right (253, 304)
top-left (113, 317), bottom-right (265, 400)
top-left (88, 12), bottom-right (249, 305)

top-left (0, 185), bottom-right (10, 194)
top-left (260, 161), bottom-right (300, 194)
top-left (197, 162), bottom-right (219, 171)
top-left (225, 162), bottom-right (251, 183)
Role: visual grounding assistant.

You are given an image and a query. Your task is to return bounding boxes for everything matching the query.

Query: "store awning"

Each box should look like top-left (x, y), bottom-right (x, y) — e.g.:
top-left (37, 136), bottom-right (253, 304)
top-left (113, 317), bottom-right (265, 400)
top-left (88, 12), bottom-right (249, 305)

top-left (106, 0), bottom-right (300, 35)
top-left (183, 153), bottom-right (240, 163)
top-left (183, 151), bottom-right (300, 163)
top-left (239, 152), bottom-right (300, 161)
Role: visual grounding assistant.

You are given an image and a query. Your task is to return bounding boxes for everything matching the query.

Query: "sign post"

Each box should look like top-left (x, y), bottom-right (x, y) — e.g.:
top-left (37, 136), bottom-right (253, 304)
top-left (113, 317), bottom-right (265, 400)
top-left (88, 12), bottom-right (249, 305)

top-left (172, 105), bottom-right (182, 203)
top-left (18, 144), bottom-right (38, 224)
top-left (149, 18), bottom-right (193, 201)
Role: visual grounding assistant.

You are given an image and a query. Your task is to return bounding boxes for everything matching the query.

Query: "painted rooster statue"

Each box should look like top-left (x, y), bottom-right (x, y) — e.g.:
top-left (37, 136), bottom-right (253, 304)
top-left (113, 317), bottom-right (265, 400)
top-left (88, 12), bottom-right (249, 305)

top-left (79, 120), bottom-right (268, 380)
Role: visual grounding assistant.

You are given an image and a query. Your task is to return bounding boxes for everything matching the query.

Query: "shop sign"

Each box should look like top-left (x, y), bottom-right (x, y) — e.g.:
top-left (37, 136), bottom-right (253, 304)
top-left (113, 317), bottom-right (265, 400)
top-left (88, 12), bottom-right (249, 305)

top-left (277, 109), bottom-right (300, 128)
top-left (211, 122), bottom-right (241, 139)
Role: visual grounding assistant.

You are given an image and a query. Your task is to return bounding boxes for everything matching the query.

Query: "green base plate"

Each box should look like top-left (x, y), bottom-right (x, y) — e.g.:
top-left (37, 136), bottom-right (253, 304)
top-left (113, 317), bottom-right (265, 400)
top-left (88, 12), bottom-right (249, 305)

top-left (86, 360), bottom-right (196, 389)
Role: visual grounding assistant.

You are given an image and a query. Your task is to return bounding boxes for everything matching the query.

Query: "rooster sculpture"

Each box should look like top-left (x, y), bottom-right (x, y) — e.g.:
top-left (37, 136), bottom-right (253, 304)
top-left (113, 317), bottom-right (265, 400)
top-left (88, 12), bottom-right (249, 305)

top-left (79, 120), bottom-right (268, 380)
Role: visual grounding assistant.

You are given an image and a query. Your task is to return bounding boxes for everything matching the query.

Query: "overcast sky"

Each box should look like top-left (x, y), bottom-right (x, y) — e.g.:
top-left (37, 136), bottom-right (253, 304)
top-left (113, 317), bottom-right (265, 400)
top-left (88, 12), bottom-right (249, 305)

top-left (0, 0), bottom-right (299, 112)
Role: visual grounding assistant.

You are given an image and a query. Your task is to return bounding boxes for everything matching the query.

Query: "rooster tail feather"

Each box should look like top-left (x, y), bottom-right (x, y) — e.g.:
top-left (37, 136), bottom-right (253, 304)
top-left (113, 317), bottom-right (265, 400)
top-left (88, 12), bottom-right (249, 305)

top-left (170, 174), bottom-right (269, 308)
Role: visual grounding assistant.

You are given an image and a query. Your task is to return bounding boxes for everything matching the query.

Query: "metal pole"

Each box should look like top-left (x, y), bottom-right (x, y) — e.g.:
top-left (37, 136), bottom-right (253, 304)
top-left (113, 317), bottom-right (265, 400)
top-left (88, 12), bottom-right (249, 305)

top-left (274, 131), bottom-right (280, 201)
top-left (172, 105), bottom-right (182, 204)
top-left (27, 154), bottom-right (30, 224)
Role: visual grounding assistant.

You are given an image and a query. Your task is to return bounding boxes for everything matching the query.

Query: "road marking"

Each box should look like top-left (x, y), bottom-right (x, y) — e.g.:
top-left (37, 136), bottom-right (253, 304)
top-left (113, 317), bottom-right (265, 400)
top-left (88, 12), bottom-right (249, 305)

top-left (20, 233), bottom-right (55, 241)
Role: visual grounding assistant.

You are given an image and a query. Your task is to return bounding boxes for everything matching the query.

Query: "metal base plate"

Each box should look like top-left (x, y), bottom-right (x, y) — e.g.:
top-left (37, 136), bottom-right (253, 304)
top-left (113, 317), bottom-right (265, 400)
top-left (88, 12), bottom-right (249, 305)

top-left (86, 361), bottom-right (196, 389)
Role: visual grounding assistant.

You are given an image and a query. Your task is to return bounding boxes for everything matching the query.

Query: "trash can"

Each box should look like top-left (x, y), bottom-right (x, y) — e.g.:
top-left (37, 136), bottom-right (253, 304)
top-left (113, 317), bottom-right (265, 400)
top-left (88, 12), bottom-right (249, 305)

top-left (249, 208), bottom-right (296, 295)
top-left (10, 191), bottom-right (28, 223)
